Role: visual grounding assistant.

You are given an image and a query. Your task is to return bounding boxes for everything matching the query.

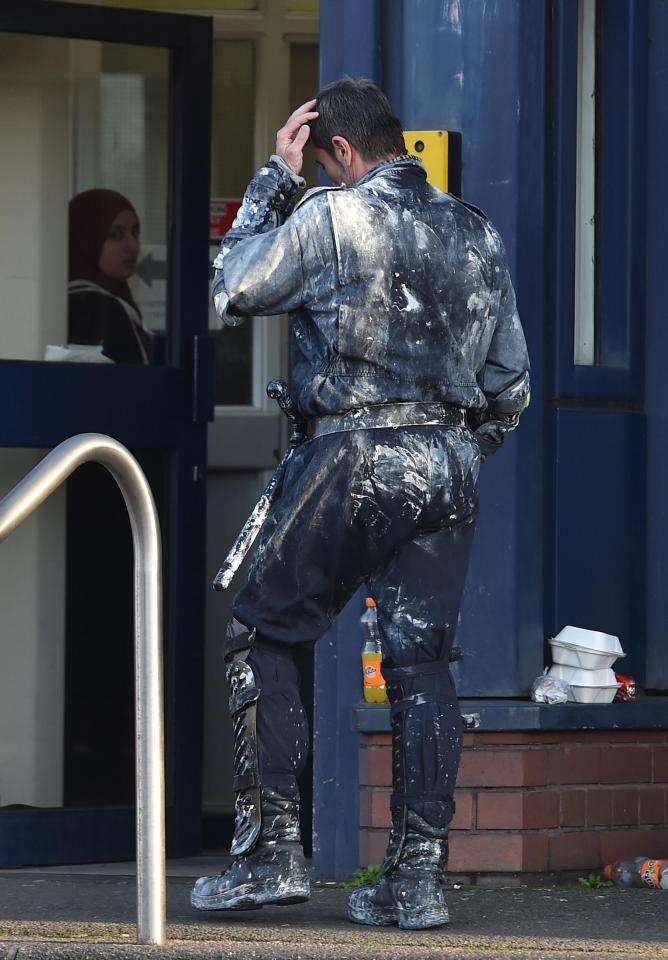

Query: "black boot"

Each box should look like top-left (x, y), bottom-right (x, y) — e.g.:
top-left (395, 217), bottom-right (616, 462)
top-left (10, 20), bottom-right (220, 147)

top-left (191, 786), bottom-right (309, 911)
top-left (347, 809), bottom-right (449, 929)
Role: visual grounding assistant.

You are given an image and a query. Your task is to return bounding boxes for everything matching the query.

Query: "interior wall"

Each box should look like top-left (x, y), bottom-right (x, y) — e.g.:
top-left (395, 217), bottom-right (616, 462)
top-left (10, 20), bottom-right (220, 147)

top-left (0, 451), bottom-right (67, 807)
top-left (0, 35), bottom-right (69, 359)
top-left (0, 35), bottom-right (70, 806)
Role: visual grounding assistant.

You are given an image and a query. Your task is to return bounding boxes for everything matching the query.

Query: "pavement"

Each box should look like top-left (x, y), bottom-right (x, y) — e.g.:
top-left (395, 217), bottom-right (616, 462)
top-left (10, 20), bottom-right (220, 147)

top-left (0, 859), bottom-right (666, 960)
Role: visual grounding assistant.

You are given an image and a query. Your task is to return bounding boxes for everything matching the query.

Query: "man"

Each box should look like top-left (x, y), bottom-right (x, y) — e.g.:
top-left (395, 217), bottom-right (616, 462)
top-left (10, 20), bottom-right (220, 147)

top-left (192, 78), bottom-right (529, 929)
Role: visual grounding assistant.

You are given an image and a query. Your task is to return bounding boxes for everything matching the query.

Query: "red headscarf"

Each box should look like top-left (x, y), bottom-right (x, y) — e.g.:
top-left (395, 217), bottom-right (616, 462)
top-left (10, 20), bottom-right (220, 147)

top-left (68, 189), bottom-right (141, 315)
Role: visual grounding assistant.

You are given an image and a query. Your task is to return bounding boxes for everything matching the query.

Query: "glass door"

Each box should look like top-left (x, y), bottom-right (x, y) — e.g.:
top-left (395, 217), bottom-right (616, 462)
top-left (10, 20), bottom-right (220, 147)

top-left (0, 2), bottom-right (213, 864)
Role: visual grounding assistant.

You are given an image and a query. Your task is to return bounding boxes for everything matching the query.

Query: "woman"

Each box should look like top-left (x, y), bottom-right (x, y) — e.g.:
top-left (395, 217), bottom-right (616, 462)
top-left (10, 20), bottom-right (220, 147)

top-left (67, 189), bottom-right (152, 365)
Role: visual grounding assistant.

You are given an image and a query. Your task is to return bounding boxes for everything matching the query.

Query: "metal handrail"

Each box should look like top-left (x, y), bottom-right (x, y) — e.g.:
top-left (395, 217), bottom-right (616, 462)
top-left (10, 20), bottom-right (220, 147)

top-left (0, 434), bottom-right (166, 946)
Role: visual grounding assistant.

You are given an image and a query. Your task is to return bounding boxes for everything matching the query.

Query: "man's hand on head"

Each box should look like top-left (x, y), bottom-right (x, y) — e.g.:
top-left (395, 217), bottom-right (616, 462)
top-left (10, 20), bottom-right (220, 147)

top-left (276, 99), bottom-right (319, 176)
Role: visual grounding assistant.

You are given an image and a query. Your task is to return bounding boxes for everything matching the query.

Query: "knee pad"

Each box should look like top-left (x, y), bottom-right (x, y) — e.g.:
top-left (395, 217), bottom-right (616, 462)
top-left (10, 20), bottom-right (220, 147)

top-left (223, 619), bottom-right (262, 855)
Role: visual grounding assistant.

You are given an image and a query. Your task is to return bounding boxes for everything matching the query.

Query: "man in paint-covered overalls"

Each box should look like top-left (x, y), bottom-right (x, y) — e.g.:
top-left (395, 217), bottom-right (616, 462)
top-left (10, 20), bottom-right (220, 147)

top-left (192, 78), bottom-right (530, 928)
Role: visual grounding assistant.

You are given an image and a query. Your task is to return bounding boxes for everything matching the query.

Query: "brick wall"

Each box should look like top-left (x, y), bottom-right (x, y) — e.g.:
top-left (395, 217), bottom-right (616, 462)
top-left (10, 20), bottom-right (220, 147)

top-left (359, 730), bottom-right (668, 872)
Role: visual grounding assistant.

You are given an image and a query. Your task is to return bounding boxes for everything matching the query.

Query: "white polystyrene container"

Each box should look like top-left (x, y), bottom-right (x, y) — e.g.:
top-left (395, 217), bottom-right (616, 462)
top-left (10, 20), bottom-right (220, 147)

top-left (549, 626), bottom-right (625, 670)
top-left (547, 664), bottom-right (619, 687)
top-left (568, 682), bottom-right (620, 704)
top-left (547, 662), bottom-right (621, 703)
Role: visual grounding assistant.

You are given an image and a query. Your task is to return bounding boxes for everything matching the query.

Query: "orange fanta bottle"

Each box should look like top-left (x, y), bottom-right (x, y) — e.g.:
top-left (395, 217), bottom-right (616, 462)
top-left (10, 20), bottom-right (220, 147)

top-left (361, 597), bottom-right (388, 703)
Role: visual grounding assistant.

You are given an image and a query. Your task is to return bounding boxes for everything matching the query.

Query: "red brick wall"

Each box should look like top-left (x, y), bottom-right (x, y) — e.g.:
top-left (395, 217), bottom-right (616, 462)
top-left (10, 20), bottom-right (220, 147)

top-left (359, 730), bottom-right (668, 872)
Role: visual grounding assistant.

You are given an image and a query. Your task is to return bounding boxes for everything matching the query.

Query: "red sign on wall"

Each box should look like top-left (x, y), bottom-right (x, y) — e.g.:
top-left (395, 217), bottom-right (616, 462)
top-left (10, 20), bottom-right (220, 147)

top-left (210, 198), bottom-right (242, 240)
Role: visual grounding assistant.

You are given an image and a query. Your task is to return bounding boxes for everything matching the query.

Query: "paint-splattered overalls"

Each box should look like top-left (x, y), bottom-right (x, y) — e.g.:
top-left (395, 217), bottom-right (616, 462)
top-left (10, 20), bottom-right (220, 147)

top-left (211, 154), bottom-right (530, 850)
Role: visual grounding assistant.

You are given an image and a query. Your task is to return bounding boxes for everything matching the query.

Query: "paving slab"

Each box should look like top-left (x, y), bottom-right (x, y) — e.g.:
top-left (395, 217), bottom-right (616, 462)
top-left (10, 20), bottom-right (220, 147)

top-left (0, 870), bottom-right (666, 959)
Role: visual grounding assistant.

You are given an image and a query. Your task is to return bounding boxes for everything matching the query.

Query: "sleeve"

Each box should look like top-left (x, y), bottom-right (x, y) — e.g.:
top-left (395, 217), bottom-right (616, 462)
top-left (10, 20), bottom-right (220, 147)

top-left (469, 229), bottom-right (531, 459)
top-left (211, 155), bottom-right (307, 326)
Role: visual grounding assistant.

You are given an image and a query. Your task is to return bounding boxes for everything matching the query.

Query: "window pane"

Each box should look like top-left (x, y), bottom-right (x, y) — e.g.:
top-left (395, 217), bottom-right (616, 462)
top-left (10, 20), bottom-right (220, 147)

top-left (0, 35), bottom-right (169, 366)
top-left (211, 40), bottom-right (255, 198)
top-left (0, 446), bottom-right (167, 808)
top-left (210, 39), bottom-right (256, 406)
top-left (574, 0), bottom-right (597, 365)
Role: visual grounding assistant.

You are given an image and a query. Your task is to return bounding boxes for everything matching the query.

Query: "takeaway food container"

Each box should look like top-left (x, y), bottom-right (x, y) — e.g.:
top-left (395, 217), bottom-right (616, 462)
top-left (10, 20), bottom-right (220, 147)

top-left (547, 663), bottom-right (621, 704)
top-left (549, 626), bottom-right (625, 671)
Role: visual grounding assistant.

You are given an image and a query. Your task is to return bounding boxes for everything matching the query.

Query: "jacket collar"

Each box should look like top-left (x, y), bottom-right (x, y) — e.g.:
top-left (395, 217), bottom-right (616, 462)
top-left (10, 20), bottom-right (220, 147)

top-left (355, 154), bottom-right (426, 187)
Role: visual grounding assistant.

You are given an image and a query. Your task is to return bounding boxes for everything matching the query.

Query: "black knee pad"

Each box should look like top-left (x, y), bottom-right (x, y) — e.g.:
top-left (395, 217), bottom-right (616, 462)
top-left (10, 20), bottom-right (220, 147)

top-left (223, 619), bottom-right (262, 855)
top-left (383, 658), bottom-right (463, 832)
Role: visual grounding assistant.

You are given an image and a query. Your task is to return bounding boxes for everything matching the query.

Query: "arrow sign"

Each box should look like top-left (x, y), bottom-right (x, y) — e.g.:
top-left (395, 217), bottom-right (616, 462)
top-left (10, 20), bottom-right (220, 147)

top-left (136, 252), bottom-right (167, 287)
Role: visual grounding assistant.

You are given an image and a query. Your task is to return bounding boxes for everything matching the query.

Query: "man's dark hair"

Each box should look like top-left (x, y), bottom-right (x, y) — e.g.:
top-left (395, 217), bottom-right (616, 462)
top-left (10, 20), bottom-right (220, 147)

top-left (309, 77), bottom-right (406, 161)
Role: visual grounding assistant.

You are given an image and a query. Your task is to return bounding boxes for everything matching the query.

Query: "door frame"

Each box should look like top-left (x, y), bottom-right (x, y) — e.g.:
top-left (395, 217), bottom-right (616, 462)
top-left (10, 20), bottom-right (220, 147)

top-left (0, 0), bottom-right (213, 864)
top-left (201, 6), bottom-right (318, 853)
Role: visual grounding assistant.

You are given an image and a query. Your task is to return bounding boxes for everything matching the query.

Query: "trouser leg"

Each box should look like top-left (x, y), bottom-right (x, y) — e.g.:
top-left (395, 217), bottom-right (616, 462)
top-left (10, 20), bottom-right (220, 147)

top-left (369, 513), bottom-right (477, 835)
top-left (247, 638), bottom-right (310, 796)
top-left (348, 514), bottom-right (476, 929)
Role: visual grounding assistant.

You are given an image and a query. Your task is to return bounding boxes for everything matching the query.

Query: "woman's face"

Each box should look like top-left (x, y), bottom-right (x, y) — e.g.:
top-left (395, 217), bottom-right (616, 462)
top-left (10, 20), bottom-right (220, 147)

top-left (98, 209), bottom-right (140, 280)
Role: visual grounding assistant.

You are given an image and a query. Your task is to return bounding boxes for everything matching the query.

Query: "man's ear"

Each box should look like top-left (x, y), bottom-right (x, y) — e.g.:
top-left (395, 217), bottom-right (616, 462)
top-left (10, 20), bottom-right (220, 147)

top-left (331, 135), bottom-right (353, 165)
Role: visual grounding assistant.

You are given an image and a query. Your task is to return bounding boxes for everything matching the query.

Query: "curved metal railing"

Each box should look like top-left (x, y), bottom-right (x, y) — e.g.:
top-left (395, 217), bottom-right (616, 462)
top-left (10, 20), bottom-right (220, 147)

top-left (0, 434), bottom-right (166, 945)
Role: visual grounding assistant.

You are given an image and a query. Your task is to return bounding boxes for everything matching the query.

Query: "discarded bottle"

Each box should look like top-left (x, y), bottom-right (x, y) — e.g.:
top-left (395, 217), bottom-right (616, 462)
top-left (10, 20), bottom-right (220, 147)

top-left (603, 858), bottom-right (668, 889)
top-left (361, 597), bottom-right (388, 704)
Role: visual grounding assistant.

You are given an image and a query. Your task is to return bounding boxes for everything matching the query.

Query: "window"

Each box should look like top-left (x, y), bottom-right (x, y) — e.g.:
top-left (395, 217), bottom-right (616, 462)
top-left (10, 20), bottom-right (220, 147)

top-left (574, 0), bottom-right (596, 366)
top-left (551, 0), bottom-right (645, 399)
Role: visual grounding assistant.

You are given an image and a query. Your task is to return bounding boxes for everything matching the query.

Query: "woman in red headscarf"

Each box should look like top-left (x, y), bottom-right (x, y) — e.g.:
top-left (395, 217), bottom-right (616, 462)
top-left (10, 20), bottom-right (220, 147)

top-left (68, 189), bottom-right (152, 364)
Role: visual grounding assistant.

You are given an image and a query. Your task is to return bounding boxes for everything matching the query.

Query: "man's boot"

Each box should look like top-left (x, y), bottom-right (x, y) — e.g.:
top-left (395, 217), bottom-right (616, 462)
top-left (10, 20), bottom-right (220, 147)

top-left (191, 786), bottom-right (309, 910)
top-left (191, 620), bottom-right (310, 911)
top-left (347, 808), bottom-right (450, 929)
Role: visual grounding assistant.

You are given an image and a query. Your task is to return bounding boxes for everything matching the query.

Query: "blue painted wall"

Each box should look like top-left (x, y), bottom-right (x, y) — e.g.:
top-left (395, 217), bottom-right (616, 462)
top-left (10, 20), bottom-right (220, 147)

top-left (385, 0), bottom-right (546, 696)
top-left (645, 0), bottom-right (668, 688)
top-left (315, 0), bottom-right (667, 876)
top-left (313, 0), bottom-right (547, 877)
top-left (552, 410), bottom-right (646, 683)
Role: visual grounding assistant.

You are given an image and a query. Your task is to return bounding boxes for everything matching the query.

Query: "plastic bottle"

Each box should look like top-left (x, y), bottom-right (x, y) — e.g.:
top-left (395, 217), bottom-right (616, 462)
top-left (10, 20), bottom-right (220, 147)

top-left (361, 597), bottom-right (388, 703)
top-left (603, 858), bottom-right (668, 889)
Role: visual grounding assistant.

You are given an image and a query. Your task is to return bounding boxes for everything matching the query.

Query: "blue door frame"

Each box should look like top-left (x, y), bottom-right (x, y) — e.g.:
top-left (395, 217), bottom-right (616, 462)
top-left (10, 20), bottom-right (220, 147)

top-left (547, 0), bottom-right (650, 684)
top-left (0, 0), bottom-right (213, 864)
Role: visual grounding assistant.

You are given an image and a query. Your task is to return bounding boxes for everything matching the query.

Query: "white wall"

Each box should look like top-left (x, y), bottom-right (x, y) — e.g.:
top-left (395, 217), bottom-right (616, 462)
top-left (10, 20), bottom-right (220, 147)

top-left (0, 35), bottom-right (69, 360)
top-left (0, 451), bottom-right (67, 807)
top-left (0, 35), bottom-right (70, 806)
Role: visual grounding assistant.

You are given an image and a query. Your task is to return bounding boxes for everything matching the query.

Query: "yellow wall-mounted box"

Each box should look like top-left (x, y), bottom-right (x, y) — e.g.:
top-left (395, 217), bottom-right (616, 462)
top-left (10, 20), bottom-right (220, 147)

top-left (403, 130), bottom-right (462, 196)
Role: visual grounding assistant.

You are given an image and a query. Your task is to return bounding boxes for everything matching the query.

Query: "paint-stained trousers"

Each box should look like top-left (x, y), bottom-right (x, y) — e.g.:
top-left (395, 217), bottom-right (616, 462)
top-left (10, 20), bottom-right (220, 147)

top-left (232, 424), bottom-right (481, 831)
